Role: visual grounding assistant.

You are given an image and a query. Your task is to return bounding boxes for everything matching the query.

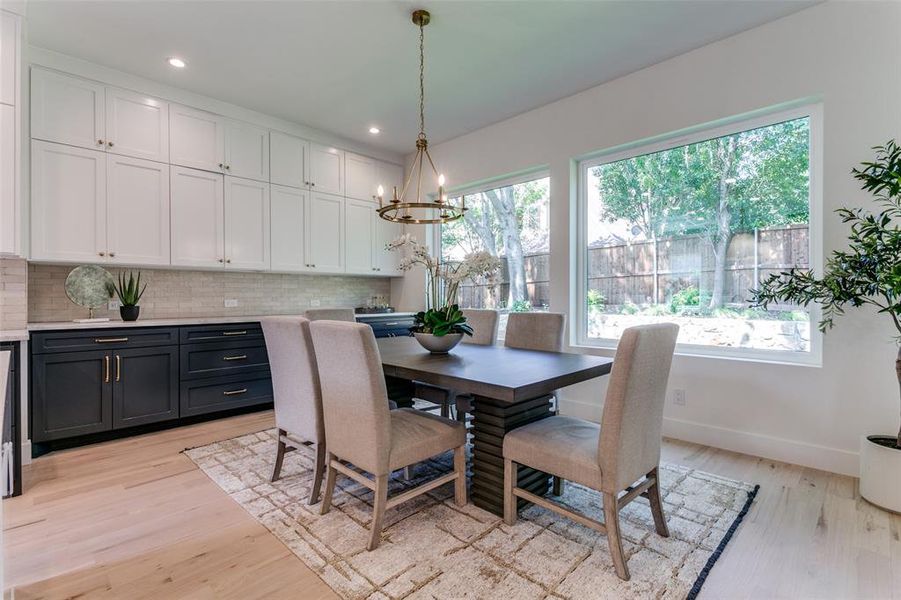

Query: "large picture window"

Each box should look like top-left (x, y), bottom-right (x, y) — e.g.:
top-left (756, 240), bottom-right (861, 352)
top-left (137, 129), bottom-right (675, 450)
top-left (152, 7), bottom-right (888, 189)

top-left (440, 174), bottom-right (550, 315)
top-left (578, 107), bottom-right (820, 362)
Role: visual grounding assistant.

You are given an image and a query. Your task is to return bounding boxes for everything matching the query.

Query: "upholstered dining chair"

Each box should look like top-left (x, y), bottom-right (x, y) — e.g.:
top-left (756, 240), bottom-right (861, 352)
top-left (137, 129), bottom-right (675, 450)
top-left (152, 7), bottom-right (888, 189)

top-left (504, 311), bottom-right (566, 494)
top-left (309, 320), bottom-right (467, 551)
top-left (414, 308), bottom-right (499, 420)
top-left (502, 323), bottom-right (679, 581)
top-left (304, 308), bottom-right (356, 322)
top-left (260, 316), bottom-right (326, 505)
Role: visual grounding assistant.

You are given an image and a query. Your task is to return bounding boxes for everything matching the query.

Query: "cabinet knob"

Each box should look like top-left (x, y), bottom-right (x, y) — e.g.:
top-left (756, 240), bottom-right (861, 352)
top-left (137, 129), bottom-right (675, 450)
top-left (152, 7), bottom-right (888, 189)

top-left (109, 252), bottom-right (116, 257)
top-left (97, 139), bottom-right (104, 146)
top-left (225, 165), bottom-right (231, 170)
top-left (311, 182), bottom-right (315, 186)
top-left (98, 251), bottom-right (105, 257)
top-left (218, 163), bottom-right (224, 169)
top-left (217, 258), bottom-right (224, 263)
top-left (226, 259), bottom-right (231, 264)
top-left (107, 141), bottom-right (114, 147)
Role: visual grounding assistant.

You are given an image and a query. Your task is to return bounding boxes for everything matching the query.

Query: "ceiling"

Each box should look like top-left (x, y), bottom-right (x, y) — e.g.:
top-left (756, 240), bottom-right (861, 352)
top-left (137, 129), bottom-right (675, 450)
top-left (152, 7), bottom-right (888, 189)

top-left (26, 1), bottom-right (817, 153)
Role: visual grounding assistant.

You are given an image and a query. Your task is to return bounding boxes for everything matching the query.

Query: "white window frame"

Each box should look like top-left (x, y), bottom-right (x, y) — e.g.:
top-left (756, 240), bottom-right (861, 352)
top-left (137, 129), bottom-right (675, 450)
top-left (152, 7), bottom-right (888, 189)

top-left (574, 103), bottom-right (823, 366)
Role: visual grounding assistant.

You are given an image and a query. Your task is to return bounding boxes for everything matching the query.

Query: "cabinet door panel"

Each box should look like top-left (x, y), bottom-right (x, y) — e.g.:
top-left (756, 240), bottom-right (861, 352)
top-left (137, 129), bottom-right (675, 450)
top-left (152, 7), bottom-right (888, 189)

top-left (0, 103), bottom-right (16, 254)
top-left (270, 184), bottom-right (308, 272)
top-left (269, 131), bottom-right (307, 188)
top-left (377, 216), bottom-right (404, 275)
top-left (309, 143), bottom-right (343, 195)
top-left (105, 87), bottom-right (169, 162)
top-left (30, 141), bottom-right (107, 262)
top-left (107, 155), bottom-right (170, 265)
top-left (224, 177), bottom-right (269, 270)
top-left (169, 104), bottom-right (224, 172)
top-left (224, 120), bottom-right (268, 182)
top-left (345, 198), bottom-right (375, 274)
top-left (307, 192), bottom-right (343, 272)
top-left (31, 350), bottom-right (112, 442)
top-left (170, 166), bottom-right (224, 268)
top-left (31, 68), bottom-right (105, 151)
top-left (112, 346), bottom-right (178, 429)
top-left (345, 152), bottom-right (377, 201)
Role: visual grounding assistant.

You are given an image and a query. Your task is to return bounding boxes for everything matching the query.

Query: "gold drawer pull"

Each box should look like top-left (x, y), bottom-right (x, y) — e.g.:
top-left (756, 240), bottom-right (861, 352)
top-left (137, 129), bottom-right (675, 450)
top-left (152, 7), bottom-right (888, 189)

top-left (95, 337), bottom-right (128, 343)
top-left (222, 331), bottom-right (247, 336)
top-left (223, 388), bottom-right (248, 396)
top-left (223, 355), bottom-right (247, 361)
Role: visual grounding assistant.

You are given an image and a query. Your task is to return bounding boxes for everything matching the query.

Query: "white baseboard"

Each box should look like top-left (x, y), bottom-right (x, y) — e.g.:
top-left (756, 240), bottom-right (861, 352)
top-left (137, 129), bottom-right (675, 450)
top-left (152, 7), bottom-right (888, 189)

top-left (560, 399), bottom-right (860, 477)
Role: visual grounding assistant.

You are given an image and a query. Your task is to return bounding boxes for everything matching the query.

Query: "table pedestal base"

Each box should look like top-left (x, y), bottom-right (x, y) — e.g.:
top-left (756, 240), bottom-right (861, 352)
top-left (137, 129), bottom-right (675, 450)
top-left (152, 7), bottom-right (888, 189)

top-left (470, 394), bottom-right (554, 516)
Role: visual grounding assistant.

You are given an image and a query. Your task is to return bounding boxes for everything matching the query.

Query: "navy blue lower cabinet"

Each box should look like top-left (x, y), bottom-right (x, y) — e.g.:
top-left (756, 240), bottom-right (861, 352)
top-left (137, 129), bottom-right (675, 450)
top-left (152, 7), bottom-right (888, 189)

top-left (112, 346), bottom-right (179, 429)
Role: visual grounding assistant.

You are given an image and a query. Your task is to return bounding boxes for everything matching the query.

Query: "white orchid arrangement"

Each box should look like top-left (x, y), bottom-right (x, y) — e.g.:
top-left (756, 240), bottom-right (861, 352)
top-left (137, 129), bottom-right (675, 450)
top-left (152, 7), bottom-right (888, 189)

top-left (388, 233), bottom-right (502, 320)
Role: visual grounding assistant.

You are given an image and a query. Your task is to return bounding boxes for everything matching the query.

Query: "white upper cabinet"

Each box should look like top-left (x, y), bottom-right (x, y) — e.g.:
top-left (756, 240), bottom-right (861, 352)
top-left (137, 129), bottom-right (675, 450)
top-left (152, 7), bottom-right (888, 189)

top-left (224, 177), bottom-right (270, 270)
top-left (31, 141), bottom-right (107, 262)
top-left (1, 11), bottom-right (20, 106)
top-left (345, 152), bottom-right (377, 201)
top-left (269, 131), bottom-right (307, 188)
top-left (345, 198), bottom-right (375, 274)
top-left (307, 192), bottom-right (344, 272)
top-left (376, 216), bottom-right (404, 276)
top-left (105, 88), bottom-right (169, 163)
top-left (309, 143), bottom-right (344, 195)
top-left (0, 103), bottom-right (15, 254)
top-left (106, 155), bottom-right (170, 266)
top-left (169, 104), bottom-right (225, 173)
top-left (224, 119), bottom-right (269, 182)
top-left (31, 68), bottom-right (105, 151)
top-left (170, 165), bottom-right (224, 268)
top-left (270, 184), bottom-right (308, 273)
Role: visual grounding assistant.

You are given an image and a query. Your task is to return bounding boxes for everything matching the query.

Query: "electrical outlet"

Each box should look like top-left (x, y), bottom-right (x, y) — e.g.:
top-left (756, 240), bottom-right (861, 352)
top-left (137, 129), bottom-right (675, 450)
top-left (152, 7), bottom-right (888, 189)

top-left (672, 389), bottom-right (686, 406)
top-left (108, 299), bottom-right (120, 310)
top-left (310, 299), bottom-right (321, 307)
top-left (224, 299), bottom-right (239, 308)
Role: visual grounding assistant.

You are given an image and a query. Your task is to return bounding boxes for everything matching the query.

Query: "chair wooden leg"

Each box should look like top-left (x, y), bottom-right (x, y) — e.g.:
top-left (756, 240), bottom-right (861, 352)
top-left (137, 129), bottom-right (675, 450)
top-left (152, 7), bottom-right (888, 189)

top-left (646, 467), bottom-right (670, 537)
top-left (603, 491), bottom-right (630, 581)
top-left (503, 458), bottom-right (517, 525)
top-left (308, 443), bottom-right (327, 505)
top-left (320, 455), bottom-right (338, 516)
top-left (552, 476), bottom-right (564, 496)
top-left (368, 474), bottom-right (389, 551)
top-left (271, 429), bottom-right (287, 482)
top-left (440, 399), bottom-right (450, 418)
top-left (453, 446), bottom-right (467, 506)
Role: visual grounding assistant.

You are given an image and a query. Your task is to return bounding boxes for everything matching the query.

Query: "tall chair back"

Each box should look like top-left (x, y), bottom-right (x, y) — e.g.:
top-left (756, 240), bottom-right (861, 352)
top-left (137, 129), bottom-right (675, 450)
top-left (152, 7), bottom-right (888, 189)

top-left (309, 321), bottom-right (392, 475)
top-left (305, 308), bottom-right (356, 322)
top-left (462, 309), bottom-right (499, 346)
top-left (260, 316), bottom-right (323, 444)
top-left (597, 323), bottom-right (679, 492)
top-left (504, 312), bottom-right (566, 352)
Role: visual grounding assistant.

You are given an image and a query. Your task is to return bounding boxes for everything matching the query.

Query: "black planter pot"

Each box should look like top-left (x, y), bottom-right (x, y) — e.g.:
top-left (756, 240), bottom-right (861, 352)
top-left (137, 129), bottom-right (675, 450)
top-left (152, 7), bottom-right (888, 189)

top-left (120, 305), bottom-right (140, 321)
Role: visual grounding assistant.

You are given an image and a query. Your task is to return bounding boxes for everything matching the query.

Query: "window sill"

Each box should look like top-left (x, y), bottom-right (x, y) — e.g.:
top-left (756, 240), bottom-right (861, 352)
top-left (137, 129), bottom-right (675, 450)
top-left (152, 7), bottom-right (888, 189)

top-left (570, 340), bottom-right (822, 368)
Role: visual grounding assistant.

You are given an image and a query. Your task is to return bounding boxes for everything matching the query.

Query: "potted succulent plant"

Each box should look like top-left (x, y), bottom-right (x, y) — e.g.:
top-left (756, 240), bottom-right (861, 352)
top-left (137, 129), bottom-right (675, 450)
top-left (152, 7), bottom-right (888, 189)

top-left (388, 234), bottom-right (501, 354)
top-left (107, 270), bottom-right (147, 322)
top-left (750, 141), bottom-right (901, 513)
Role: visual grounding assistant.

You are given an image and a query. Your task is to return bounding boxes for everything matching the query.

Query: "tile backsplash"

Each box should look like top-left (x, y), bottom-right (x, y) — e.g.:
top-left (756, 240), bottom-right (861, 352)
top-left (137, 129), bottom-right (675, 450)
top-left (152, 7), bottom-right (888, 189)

top-left (28, 264), bottom-right (391, 323)
top-left (0, 257), bottom-right (28, 331)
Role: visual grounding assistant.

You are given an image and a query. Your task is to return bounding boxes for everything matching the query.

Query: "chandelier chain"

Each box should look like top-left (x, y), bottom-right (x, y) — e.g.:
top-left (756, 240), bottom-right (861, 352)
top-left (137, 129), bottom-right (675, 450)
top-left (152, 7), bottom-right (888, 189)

top-left (418, 20), bottom-right (425, 139)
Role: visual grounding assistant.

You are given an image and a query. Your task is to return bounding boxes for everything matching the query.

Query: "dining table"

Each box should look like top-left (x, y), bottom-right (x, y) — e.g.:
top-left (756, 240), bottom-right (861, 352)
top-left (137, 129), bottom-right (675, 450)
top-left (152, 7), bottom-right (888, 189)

top-left (377, 336), bottom-right (613, 516)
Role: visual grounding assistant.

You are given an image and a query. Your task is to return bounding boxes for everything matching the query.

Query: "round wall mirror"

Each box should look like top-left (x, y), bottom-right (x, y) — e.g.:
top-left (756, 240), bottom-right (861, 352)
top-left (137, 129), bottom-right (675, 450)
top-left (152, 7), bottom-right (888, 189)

top-left (64, 265), bottom-right (115, 321)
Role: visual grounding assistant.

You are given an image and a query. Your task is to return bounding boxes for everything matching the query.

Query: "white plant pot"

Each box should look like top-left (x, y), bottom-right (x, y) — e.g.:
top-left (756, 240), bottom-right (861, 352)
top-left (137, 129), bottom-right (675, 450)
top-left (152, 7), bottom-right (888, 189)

top-left (859, 434), bottom-right (901, 514)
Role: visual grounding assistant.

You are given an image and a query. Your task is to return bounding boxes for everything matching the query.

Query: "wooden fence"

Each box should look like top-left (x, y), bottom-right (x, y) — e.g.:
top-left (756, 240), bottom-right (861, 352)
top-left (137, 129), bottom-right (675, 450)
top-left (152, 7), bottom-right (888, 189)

top-left (456, 225), bottom-right (809, 309)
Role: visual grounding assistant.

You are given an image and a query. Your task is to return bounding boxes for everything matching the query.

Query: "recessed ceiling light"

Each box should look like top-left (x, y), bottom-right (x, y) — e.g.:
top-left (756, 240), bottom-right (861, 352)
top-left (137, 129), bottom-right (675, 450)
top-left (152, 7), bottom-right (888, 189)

top-left (369, 127), bottom-right (380, 135)
top-left (167, 57), bottom-right (187, 69)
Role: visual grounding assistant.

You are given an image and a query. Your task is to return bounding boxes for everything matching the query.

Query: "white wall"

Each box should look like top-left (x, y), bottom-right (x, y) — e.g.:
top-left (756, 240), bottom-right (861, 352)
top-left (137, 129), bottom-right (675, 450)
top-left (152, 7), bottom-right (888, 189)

top-left (396, 2), bottom-right (901, 476)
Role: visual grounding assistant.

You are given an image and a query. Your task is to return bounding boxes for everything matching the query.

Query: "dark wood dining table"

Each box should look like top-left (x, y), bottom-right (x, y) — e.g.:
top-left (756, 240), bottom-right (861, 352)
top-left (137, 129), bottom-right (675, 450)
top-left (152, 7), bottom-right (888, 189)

top-left (377, 336), bottom-right (613, 516)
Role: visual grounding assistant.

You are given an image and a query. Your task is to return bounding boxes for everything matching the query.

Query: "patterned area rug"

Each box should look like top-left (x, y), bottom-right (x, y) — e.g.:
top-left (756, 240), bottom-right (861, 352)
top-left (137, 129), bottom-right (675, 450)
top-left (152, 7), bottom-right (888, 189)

top-left (185, 429), bottom-right (757, 599)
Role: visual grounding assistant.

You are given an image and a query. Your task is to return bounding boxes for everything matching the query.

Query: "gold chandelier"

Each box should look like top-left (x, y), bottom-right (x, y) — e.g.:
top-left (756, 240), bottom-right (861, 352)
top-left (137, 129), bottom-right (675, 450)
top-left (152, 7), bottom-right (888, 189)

top-left (376, 9), bottom-right (467, 225)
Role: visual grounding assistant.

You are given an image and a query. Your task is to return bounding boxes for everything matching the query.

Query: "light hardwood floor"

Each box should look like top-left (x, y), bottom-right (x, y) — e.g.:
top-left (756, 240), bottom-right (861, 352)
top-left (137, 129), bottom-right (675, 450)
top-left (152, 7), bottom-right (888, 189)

top-left (3, 411), bottom-right (900, 599)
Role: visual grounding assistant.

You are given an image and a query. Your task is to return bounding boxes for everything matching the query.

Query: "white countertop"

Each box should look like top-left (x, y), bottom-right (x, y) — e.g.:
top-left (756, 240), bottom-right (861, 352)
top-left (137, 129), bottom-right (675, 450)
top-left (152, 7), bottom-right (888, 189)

top-left (0, 330), bottom-right (28, 342)
top-left (26, 312), bottom-right (416, 332)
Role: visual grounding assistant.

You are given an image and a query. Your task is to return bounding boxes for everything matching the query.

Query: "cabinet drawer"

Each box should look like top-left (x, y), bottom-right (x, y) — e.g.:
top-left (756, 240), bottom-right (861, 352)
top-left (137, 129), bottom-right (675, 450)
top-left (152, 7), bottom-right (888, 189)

top-left (180, 341), bottom-right (269, 380)
top-left (180, 374), bottom-right (272, 417)
top-left (31, 328), bottom-right (179, 354)
top-left (179, 323), bottom-right (263, 344)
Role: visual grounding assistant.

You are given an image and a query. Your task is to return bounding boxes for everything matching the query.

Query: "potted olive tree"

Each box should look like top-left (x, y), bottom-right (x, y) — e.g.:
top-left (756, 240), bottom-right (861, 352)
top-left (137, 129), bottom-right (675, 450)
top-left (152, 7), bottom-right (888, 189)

top-left (751, 141), bottom-right (901, 513)
top-left (388, 234), bottom-right (501, 353)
